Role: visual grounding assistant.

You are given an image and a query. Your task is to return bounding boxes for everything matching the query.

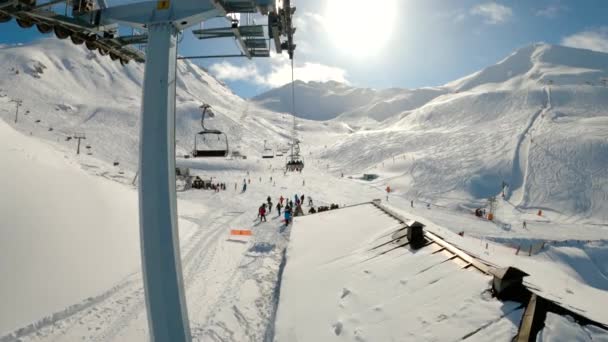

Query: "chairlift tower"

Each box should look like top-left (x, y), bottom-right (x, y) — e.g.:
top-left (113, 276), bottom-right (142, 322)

top-left (9, 98), bottom-right (22, 123)
top-left (73, 132), bottom-right (86, 154)
top-left (1, 1), bottom-right (295, 341)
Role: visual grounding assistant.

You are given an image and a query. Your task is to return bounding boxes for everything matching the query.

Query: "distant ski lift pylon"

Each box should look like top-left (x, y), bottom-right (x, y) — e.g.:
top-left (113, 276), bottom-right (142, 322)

top-left (192, 103), bottom-right (229, 158)
top-left (262, 140), bottom-right (274, 159)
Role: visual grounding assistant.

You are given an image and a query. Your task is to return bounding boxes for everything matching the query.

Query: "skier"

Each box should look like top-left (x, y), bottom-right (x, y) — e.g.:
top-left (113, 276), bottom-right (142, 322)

top-left (267, 196), bottom-right (272, 204)
top-left (242, 182), bottom-right (247, 192)
top-left (308, 196), bottom-right (313, 206)
top-left (279, 195), bottom-right (284, 205)
top-left (276, 202), bottom-right (282, 216)
top-left (259, 204), bottom-right (267, 222)
top-left (295, 204), bottom-right (304, 216)
top-left (302, 179), bottom-right (305, 186)
top-left (268, 199), bottom-right (273, 213)
top-left (523, 220), bottom-right (527, 229)
top-left (411, 200), bottom-right (414, 208)
top-left (284, 206), bottom-right (292, 225)
top-left (300, 194), bottom-right (305, 204)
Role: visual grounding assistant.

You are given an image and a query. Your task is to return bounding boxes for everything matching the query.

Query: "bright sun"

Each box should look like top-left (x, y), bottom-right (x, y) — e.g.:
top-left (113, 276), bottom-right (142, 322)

top-left (324, 0), bottom-right (398, 58)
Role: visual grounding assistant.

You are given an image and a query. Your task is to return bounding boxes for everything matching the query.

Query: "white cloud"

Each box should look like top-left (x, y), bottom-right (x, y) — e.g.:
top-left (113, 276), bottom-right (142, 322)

top-left (208, 61), bottom-right (264, 84)
top-left (291, 12), bottom-right (326, 56)
top-left (265, 54), bottom-right (349, 87)
top-left (535, 4), bottom-right (568, 18)
top-left (471, 3), bottom-right (513, 24)
top-left (208, 54), bottom-right (349, 88)
top-left (562, 27), bottom-right (608, 53)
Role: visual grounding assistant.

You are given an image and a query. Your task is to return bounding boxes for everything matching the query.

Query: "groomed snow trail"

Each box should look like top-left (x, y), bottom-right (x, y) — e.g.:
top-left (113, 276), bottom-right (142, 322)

top-left (509, 86), bottom-right (551, 205)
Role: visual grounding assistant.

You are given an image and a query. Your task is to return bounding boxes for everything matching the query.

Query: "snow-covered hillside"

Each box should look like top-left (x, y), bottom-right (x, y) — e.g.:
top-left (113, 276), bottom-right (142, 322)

top-left (0, 39), bottom-right (346, 171)
top-left (318, 44), bottom-right (608, 223)
top-left (252, 79), bottom-right (447, 124)
top-left (0, 119), bottom-right (140, 334)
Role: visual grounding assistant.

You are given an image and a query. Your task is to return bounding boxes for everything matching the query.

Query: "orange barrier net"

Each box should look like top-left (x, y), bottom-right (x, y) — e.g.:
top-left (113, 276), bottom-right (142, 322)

top-left (230, 229), bottom-right (252, 236)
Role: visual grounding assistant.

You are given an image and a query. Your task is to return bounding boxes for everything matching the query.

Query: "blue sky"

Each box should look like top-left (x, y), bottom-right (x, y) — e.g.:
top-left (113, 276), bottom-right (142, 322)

top-left (2, 0), bottom-right (608, 97)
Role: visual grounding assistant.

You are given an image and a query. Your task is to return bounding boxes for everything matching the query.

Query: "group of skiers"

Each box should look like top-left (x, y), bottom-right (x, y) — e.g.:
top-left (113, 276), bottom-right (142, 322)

top-left (257, 194), bottom-right (315, 224)
top-left (191, 176), bottom-right (226, 192)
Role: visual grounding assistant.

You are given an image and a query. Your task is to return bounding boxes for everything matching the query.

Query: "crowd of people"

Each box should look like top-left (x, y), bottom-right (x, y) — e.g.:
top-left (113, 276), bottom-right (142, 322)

top-left (255, 193), bottom-right (344, 225)
top-left (256, 193), bottom-right (318, 224)
top-left (191, 176), bottom-right (227, 192)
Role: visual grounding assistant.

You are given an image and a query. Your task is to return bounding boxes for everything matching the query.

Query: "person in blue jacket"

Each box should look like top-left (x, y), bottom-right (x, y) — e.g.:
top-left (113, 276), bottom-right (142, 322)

top-left (284, 206), bottom-right (292, 225)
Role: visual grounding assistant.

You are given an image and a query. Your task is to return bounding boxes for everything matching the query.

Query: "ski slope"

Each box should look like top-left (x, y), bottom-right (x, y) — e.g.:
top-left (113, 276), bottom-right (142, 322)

top-left (314, 44), bottom-right (608, 223)
top-left (0, 116), bottom-right (383, 340)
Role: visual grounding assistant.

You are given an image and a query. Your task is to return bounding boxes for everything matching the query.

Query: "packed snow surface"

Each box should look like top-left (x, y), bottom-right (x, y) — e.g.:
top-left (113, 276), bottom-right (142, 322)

top-left (275, 204), bottom-right (523, 341)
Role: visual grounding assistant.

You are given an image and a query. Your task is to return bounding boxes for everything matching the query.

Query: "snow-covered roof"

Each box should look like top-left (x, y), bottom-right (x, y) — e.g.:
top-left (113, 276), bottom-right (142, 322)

top-left (275, 203), bottom-right (522, 341)
top-left (274, 203), bottom-right (608, 341)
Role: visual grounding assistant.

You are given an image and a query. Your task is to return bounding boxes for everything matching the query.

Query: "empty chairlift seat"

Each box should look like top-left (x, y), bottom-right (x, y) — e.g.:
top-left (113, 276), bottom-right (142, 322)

top-left (193, 130), bottom-right (229, 158)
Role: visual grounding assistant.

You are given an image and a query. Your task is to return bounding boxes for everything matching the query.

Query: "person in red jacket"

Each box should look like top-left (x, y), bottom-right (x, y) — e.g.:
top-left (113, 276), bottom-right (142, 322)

top-left (259, 204), bottom-right (267, 222)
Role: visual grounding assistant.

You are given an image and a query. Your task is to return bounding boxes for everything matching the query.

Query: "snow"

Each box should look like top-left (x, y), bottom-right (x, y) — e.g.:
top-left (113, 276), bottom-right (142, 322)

top-left (1, 38), bottom-right (608, 341)
top-left (252, 80), bottom-right (447, 124)
top-left (275, 203), bottom-right (524, 341)
top-left (537, 313), bottom-right (608, 341)
top-left (0, 120), bottom-right (140, 334)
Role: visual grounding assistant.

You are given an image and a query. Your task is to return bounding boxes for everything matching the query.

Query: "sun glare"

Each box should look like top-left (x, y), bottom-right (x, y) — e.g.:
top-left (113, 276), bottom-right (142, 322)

top-left (325, 0), bottom-right (398, 58)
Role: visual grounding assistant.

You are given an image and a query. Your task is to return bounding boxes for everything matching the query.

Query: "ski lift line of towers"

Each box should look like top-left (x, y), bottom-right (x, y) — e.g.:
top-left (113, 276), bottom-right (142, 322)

top-left (1, 92), bottom-right (98, 156)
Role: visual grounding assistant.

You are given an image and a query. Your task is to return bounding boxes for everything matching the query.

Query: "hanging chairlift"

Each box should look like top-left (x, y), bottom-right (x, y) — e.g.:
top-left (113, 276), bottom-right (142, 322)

top-left (286, 140), bottom-right (304, 171)
top-left (192, 104), bottom-right (229, 158)
top-left (286, 157), bottom-right (304, 171)
top-left (262, 140), bottom-right (274, 159)
top-left (193, 129), bottom-right (229, 157)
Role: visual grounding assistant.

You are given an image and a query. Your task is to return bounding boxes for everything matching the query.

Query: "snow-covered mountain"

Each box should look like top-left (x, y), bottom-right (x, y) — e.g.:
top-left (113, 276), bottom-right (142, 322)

top-left (252, 79), bottom-right (448, 124)
top-left (1, 40), bottom-right (607, 223)
top-left (0, 39), bottom-right (347, 171)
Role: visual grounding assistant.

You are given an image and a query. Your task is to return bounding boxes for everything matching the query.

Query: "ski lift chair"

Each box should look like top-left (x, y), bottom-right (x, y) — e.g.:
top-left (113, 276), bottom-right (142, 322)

top-left (286, 158), bottom-right (304, 171)
top-left (262, 140), bottom-right (274, 159)
top-left (262, 148), bottom-right (274, 159)
top-left (192, 129), bottom-right (229, 157)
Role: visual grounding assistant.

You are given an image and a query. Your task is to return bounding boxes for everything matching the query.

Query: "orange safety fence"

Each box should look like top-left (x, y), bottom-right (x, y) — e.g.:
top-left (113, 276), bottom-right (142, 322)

top-left (230, 229), bottom-right (252, 236)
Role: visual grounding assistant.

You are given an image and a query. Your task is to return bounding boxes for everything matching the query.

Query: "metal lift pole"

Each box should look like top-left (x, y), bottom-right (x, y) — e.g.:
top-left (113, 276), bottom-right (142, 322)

top-left (138, 22), bottom-right (191, 342)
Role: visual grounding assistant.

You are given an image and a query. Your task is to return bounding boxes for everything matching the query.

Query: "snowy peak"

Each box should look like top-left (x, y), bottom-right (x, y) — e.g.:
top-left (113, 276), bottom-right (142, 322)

top-left (448, 43), bottom-right (608, 92)
top-left (252, 79), bottom-right (448, 123)
top-left (254, 44), bottom-right (608, 126)
top-left (252, 80), bottom-right (378, 120)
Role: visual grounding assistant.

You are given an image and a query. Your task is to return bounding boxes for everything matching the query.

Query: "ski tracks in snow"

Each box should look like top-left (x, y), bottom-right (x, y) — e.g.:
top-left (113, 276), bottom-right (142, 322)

top-left (5, 211), bottom-right (245, 342)
top-left (509, 86), bottom-right (552, 205)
